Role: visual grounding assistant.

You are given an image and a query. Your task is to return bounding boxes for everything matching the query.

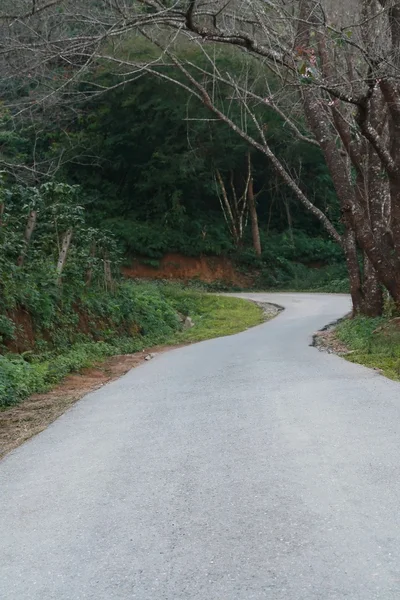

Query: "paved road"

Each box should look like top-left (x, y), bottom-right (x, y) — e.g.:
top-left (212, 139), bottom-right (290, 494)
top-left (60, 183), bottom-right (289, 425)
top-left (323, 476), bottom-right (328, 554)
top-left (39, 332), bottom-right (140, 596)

top-left (2, 293), bottom-right (400, 599)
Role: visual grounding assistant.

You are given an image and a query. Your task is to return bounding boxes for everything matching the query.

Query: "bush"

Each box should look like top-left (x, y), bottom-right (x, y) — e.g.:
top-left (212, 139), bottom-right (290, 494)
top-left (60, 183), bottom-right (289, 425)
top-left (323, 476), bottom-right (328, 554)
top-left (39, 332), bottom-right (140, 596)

top-left (257, 230), bottom-right (343, 265)
top-left (0, 278), bottom-right (185, 407)
top-left (0, 315), bottom-right (15, 343)
top-left (232, 231), bottom-right (347, 292)
top-left (0, 355), bottom-right (47, 407)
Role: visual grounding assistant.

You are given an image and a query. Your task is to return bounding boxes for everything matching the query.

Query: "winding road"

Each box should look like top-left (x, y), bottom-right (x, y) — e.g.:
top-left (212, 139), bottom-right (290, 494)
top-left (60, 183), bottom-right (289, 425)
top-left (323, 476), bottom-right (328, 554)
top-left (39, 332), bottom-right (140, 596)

top-left (2, 293), bottom-right (400, 599)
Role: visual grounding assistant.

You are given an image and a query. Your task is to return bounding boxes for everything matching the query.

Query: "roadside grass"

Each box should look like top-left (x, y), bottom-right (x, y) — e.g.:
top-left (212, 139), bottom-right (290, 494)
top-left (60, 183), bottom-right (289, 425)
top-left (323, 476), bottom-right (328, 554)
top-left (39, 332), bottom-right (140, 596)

top-left (169, 293), bottom-right (264, 343)
top-left (335, 316), bottom-right (400, 381)
top-left (0, 285), bottom-right (264, 410)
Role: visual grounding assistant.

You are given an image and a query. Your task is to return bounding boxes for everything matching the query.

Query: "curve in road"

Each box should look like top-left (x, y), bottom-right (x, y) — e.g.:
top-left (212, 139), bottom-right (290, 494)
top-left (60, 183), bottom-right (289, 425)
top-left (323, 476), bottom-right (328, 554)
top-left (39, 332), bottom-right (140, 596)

top-left (1, 293), bottom-right (400, 600)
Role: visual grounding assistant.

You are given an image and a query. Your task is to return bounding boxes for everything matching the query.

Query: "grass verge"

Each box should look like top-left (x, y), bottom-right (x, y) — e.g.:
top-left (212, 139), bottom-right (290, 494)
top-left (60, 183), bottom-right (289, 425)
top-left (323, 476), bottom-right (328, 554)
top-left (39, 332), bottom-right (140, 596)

top-left (335, 316), bottom-right (400, 380)
top-left (170, 294), bottom-right (264, 343)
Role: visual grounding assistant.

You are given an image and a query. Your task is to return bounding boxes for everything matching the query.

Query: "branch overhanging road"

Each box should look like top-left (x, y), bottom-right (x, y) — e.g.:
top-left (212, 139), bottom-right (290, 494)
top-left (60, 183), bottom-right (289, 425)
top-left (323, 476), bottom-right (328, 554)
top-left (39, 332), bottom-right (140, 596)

top-left (1, 293), bottom-right (400, 599)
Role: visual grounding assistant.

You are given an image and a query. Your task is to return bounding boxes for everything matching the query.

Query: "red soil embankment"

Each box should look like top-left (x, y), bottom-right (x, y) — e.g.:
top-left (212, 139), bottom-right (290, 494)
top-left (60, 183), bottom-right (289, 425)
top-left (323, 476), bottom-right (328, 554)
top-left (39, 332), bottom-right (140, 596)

top-left (123, 253), bottom-right (253, 287)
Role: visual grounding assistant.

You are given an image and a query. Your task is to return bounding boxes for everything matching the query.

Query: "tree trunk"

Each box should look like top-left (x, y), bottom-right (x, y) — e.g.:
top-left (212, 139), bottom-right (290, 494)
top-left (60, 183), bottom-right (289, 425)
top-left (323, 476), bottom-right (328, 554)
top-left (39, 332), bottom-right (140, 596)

top-left (247, 173), bottom-right (262, 256)
top-left (347, 199), bottom-right (400, 306)
top-left (56, 229), bottom-right (73, 283)
top-left (17, 209), bottom-right (37, 267)
top-left (342, 227), bottom-right (364, 316)
top-left (285, 198), bottom-right (294, 244)
top-left (388, 178), bottom-right (400, 262)
top-left (85, 242), bottom-right (96, 287)
top-left (361, 255), bottom-right (384, 317)
top-left (104, 255), bottom-right (114, 292)
top-left (343, 227), bottom-right (384, 317)
top-left (301, 86), bottom-right (400, 306)
top-left (295, 3), bottom-right (398, 310)
top-left (215, 168), bottom-right (240, 246)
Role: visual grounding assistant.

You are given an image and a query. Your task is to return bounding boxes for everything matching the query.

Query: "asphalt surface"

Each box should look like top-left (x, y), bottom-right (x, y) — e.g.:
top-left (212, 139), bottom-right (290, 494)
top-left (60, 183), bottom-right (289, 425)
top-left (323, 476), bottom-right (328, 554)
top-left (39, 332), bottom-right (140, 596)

top-left (2, 293), bottom-right (400, 599)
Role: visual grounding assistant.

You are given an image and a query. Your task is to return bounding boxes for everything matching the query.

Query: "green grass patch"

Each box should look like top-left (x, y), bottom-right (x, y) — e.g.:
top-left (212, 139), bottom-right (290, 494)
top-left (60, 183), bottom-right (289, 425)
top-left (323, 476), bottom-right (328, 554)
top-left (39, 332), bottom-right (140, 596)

top-left (335, 316), bottom-right (400, 380)
top-left (0, 285), bottom-right (264, 409)
top-left (171, 294), bottom-right (264, 343)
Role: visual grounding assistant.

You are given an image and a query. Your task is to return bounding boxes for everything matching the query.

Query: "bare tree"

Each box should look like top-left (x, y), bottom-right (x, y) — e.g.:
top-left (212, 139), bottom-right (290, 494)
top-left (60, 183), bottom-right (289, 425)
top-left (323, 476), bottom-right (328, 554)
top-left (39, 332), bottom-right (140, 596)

top-left (215, 151), bottom-right (262, 254)
top-left (4, 1), bottom-right (400, 312)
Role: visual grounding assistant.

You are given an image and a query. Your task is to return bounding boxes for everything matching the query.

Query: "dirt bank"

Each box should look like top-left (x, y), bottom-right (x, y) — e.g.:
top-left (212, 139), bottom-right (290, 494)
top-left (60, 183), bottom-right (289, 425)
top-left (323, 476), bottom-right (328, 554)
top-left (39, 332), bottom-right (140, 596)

top-left (123, 253), bottom-right (254, 287)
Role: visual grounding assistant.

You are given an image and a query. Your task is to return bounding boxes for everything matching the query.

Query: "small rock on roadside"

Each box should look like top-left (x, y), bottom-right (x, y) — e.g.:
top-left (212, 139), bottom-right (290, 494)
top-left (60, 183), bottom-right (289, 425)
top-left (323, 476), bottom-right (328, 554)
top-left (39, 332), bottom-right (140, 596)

top-left (183, 316), bottom-right (194, 329)
top-left (253, 302), bottom-right (281, 320)
top-left (144, 353), bottom-right (156, 361)
top-left (313, 328), bottom-right (349, 355)
top-left (177, 312), bottom-right (195, 329)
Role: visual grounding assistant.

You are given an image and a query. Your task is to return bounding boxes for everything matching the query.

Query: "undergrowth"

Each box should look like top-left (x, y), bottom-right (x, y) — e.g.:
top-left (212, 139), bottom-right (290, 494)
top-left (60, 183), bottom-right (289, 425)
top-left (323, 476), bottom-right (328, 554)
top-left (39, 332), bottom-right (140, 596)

top-left (335, 314), bottom-right (400, 381)
top-left (231, 234), bottom-right (348, 293)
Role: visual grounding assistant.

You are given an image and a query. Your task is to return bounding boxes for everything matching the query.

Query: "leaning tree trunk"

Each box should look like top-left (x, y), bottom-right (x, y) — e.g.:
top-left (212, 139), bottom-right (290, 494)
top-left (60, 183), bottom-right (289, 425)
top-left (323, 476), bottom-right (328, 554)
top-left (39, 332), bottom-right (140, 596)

top-left (296, 1), bottom-right (394, 314)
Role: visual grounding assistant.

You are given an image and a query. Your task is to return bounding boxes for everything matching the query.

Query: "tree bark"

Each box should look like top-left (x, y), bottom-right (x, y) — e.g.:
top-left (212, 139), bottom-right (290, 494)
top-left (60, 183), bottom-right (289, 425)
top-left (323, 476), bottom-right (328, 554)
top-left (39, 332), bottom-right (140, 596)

top-left (56, 229), bottom-right (73, 283)
top-left (343, 226), bottom-right (384, 317)
top-left (17, 209), bottom-right (37, 267)
top-left (342, 227), bottom-right (364, 316)
top-left (361, 255), bottom-right (384, 317)
top-left (104, 256), bottom-right (114, 292)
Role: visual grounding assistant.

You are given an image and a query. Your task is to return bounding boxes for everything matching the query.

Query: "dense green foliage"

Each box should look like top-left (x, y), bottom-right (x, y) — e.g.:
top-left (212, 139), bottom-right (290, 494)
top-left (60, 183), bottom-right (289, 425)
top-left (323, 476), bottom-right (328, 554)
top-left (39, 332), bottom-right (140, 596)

top-left (58, 76), bottom-right (342, 270)
top-left (233, 230), bottom-right (347, 291)
top-left (1, 64), bottom-right (346, 286)
top-left (0, 180), bottom-right (184, 407)
top-left (0, 181), bottom-right (121, 347)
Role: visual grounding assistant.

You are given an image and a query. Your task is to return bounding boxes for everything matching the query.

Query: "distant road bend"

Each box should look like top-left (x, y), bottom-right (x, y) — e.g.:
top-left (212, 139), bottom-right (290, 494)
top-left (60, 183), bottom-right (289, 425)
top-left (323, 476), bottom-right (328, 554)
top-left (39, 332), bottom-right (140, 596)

top-left (2, 293), bottom-right (400, 599)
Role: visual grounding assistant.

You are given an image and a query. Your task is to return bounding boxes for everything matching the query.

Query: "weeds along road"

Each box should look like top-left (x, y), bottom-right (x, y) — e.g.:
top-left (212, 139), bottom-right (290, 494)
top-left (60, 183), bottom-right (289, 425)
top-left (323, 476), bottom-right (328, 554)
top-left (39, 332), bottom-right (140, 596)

top-left (2, 293), bottom-right (400, 599)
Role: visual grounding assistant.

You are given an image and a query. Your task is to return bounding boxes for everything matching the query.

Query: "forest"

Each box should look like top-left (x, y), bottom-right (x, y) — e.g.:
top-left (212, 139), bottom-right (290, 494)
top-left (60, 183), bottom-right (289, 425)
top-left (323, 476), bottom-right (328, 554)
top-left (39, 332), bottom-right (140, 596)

top-left (1, 0), bottom-right (400, 406)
